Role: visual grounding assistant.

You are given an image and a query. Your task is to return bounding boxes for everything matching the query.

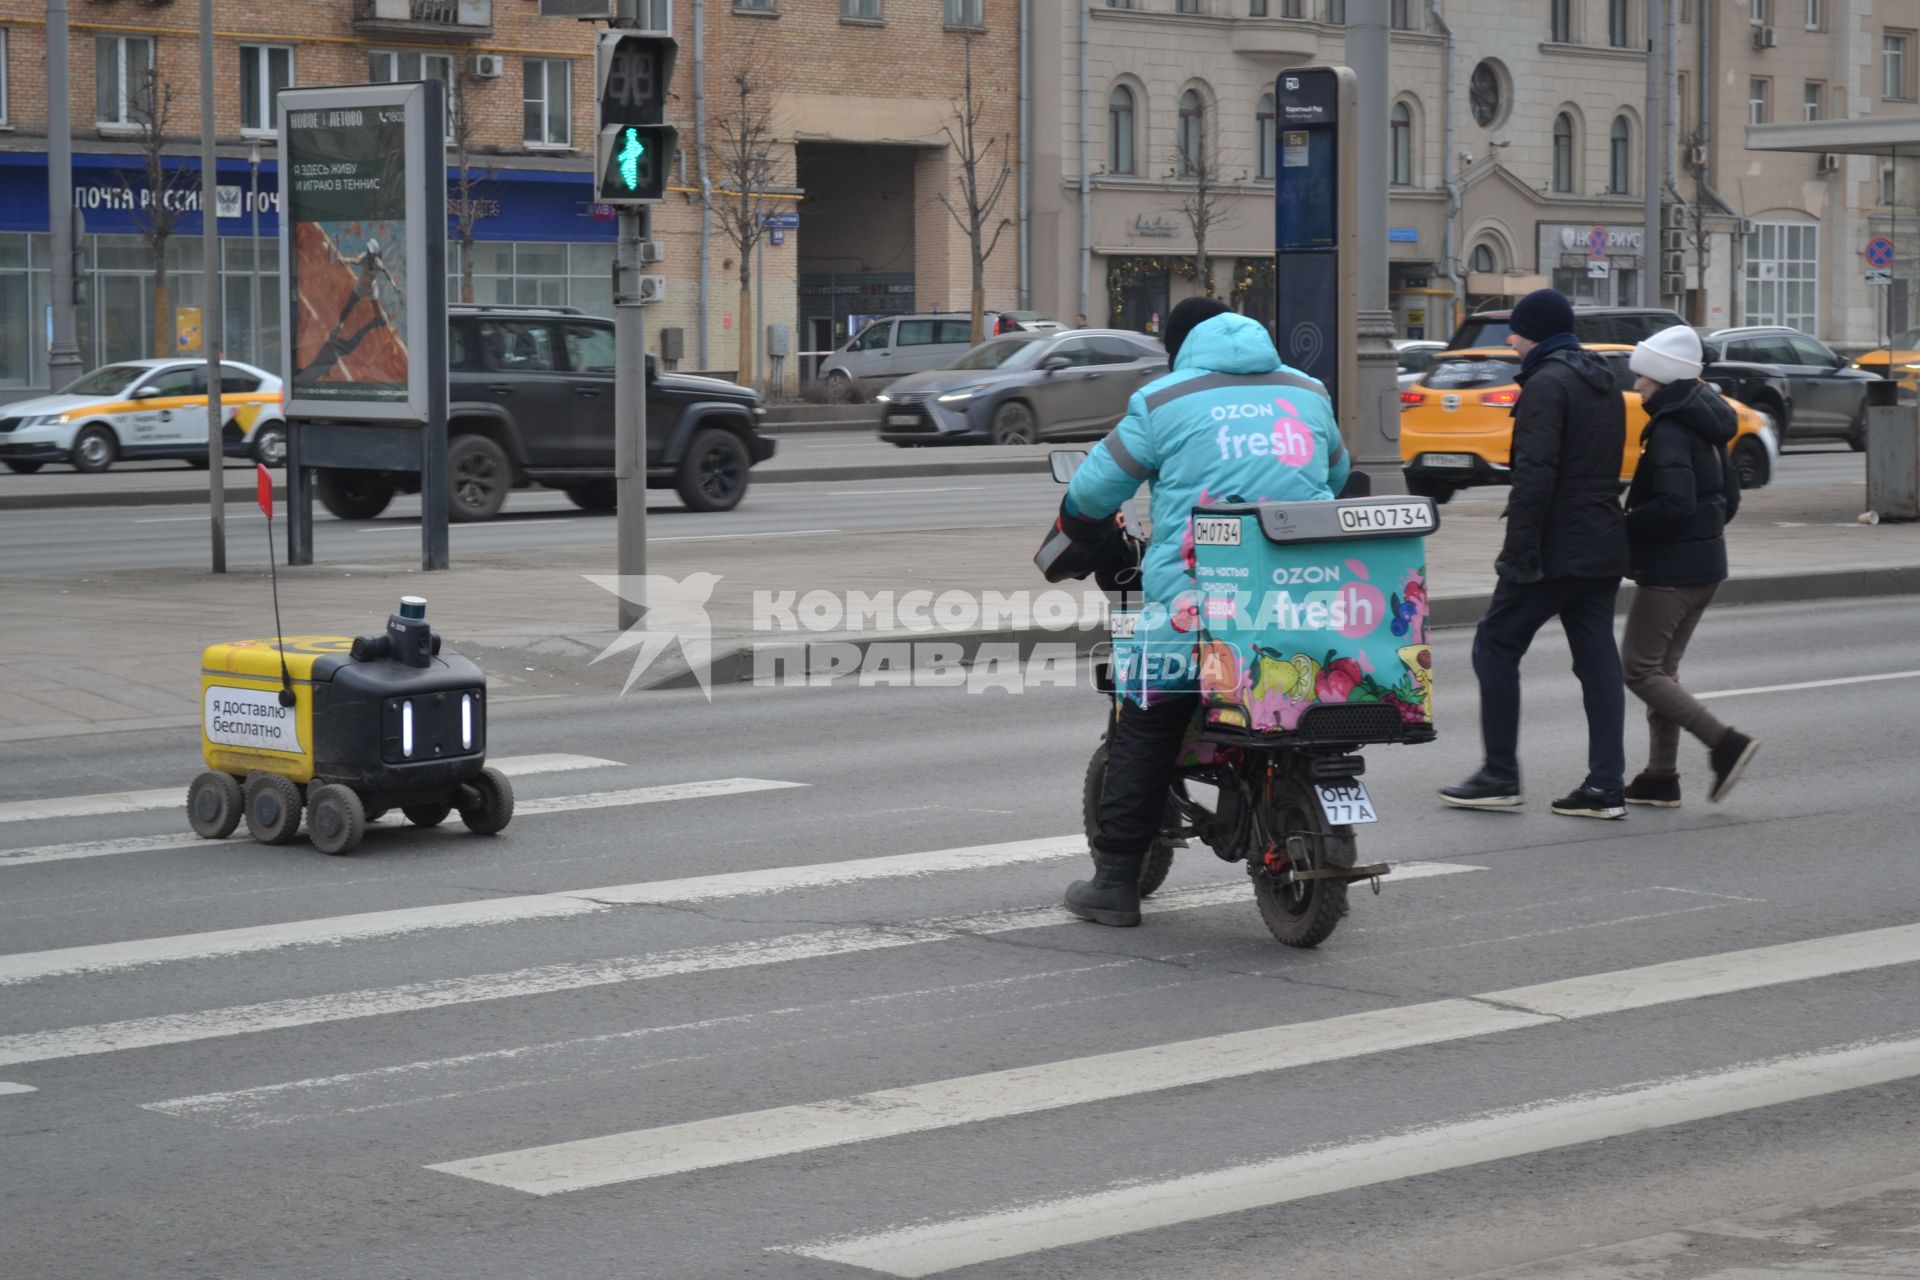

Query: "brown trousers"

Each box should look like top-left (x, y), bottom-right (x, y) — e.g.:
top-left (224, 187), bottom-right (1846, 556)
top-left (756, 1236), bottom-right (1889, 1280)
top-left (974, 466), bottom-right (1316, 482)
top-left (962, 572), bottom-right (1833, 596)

top-left (1621, 583), bottom-right (1730, 775)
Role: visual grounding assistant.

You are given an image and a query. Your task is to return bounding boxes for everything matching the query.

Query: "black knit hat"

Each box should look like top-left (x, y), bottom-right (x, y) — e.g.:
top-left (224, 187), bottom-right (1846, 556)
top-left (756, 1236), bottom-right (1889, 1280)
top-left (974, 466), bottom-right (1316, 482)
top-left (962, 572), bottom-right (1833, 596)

top-left (1163, 297), bottom-right (1232, 363)
top-left (1508, 288), bottom-right (1576, 342)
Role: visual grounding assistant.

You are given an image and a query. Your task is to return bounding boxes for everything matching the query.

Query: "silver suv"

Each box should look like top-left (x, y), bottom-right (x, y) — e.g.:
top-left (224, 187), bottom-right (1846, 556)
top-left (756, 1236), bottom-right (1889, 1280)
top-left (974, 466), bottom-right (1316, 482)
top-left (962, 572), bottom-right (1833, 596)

top-left (820, 314), bottom-right (1038, 394)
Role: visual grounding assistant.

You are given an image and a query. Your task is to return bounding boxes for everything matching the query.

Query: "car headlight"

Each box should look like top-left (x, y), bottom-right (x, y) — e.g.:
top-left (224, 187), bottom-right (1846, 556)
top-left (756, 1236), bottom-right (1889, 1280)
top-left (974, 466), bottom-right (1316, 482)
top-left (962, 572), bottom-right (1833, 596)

top-left (19, 413), bottom-right (68, 428)
top-left (936, 386), bottom-right (984, 403)
top-left (1903, 363), bottom-right (1920, 373)
top-left (874, 393), bottom-right (892, 404)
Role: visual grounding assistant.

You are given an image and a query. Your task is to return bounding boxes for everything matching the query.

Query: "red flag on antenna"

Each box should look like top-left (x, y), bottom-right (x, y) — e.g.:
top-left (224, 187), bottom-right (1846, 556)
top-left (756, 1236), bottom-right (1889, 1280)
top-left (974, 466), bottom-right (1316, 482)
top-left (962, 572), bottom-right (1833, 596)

top-left (256, 463), bottom-right (273, 521)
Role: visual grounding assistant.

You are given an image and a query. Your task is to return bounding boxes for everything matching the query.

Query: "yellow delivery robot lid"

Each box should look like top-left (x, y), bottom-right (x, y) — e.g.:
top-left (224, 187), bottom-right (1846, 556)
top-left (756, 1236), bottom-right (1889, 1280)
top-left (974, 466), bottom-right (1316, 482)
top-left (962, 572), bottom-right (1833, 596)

top-left (202, 636), bottom-right (358, 684)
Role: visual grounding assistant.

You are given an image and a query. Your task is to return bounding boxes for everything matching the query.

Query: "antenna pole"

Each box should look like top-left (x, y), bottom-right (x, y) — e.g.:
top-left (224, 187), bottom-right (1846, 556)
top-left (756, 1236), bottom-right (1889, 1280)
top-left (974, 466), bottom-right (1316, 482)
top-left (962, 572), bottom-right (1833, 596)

top-left (265, 510), bottom-right (294, 707)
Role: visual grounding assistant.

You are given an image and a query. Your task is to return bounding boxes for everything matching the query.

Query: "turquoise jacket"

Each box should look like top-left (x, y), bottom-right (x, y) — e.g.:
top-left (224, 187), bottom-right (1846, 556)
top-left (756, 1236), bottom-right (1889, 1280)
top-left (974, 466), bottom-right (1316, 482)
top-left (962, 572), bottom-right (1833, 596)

top-left (1065, 312), bottom-right (1349, 631)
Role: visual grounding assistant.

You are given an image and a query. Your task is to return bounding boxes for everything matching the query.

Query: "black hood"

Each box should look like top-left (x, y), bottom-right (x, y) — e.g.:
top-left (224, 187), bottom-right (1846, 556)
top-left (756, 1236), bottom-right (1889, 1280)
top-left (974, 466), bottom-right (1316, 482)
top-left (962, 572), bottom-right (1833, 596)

top-left (1644, 378), bottom-right (1736, 447)
top-left (1542, 345), bottom-right (1620, 395)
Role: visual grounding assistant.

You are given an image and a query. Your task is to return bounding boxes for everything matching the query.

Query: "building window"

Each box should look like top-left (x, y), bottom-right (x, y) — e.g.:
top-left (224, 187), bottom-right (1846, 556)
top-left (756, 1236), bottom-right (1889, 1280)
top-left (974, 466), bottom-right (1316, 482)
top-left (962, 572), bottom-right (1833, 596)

top-left (1887, 33), bottom-right (1914, 101)
top-left (0, 28), bottom-right (10, 125)
top-left (1256, 93), bottom-right (1276, 180)
top-left (1390, 101), bottom-right (1412, 185)
top-left (1469, 244), bottom-right (1496, 274)
top-left (1550, 0), bottom-right (1571, 42)
top-left (1749, 77), bottom-right (1771, 124)
top-left (1174, 0), bottom-right (1198, 12)
top-left (733, 0), bottom-right (774, 11)
top-left (1608, 116), bottom-right (1631, 194)
top-left (1803, 80), bottom-right (1824, 120)
top-left (1325, 0), bottom-right (1345, 21)
top-left (96, 35), bottom-right (154, 128)
top-left (842, 0), bottom-right (880, 18)
top-left (1884, 167), bottom-right (1899, 207)
top-left (945, 0), bottom-right (983, 27)
top-left (1108, 85), bottom-right (1136, 174)
top-left (1178, 89), bottom-right (1204, 175)
top-left (370, 51), bottom-right (454, 138)
top-left (1744, 221), bottom-right (1817, 334)
top-left (523, 59), bottom-right (570, 147)
top-left (1750, 0), bottom-right (1772, 21)
top-left (1552, 113), bottom-right (1575, 193)
top-left (1389, 0), bottom-right (1412, 29)
top-left (1805, 0), bottom-right (1823, 29)
top-left (1609, 0), bottom-right (1630, 47)
top-left (240, 45), bottom-right (292, 136)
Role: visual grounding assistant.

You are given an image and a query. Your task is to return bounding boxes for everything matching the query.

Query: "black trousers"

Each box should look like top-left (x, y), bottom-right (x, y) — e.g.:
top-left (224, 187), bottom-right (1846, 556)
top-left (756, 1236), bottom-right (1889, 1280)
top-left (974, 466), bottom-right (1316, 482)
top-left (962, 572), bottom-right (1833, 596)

top-left (1471, 576), bottom-right (1626, 794)
top-left (1094, 693), bottom-right (1200, 858)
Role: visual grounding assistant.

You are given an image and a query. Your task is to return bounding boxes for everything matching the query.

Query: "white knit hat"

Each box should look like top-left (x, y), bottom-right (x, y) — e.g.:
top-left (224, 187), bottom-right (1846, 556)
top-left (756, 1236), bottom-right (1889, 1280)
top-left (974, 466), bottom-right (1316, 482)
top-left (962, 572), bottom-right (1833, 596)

top-left (1630, 324), bottom-right (1704, 385)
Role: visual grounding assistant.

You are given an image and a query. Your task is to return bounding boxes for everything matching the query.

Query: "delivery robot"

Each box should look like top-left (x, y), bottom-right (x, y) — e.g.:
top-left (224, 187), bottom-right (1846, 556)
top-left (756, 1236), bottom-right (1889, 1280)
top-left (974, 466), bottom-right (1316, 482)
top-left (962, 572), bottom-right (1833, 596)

top-left (188, 596), bottom-right (513, 855)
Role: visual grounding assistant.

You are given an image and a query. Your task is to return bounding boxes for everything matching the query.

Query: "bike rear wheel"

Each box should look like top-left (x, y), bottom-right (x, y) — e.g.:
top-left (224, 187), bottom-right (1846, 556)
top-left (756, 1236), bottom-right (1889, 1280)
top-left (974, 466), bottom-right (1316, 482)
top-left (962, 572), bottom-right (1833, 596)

top-left (1249, 773), bottom-right (1354, 949)
top-left (1082, 741), bottom-right (1176, 898)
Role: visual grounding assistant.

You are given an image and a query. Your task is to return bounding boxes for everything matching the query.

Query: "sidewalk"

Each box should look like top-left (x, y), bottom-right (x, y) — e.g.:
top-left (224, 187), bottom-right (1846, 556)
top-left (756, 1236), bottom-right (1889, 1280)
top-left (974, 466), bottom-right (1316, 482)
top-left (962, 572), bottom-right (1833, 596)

top-left (0, 435), bottom-right (1051, 511)
top-left (3, 480), bottom-right (1915, 742)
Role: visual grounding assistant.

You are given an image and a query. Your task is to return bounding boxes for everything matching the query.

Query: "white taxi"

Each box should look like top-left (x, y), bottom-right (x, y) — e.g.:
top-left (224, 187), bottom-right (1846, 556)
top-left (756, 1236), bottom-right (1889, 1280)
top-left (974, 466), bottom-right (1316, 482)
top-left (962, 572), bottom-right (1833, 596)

top-left (0, 359), bottom-right (287, 474)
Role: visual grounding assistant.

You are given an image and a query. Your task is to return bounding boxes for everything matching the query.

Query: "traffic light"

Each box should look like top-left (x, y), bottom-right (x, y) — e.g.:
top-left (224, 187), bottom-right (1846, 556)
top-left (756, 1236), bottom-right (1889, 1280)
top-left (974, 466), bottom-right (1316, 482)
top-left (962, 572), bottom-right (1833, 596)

top-left (593, 30), bottom-right (677, 206)
top-left (595, 123), bottom-right (677, 203)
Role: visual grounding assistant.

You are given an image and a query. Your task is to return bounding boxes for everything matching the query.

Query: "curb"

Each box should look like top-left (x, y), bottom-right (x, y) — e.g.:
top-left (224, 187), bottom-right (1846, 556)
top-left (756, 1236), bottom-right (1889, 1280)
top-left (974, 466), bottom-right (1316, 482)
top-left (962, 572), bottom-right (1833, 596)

top-left (639, 565), bottom-right (1920, 691)
top-left (0, 456), bottom-right (1052, 512)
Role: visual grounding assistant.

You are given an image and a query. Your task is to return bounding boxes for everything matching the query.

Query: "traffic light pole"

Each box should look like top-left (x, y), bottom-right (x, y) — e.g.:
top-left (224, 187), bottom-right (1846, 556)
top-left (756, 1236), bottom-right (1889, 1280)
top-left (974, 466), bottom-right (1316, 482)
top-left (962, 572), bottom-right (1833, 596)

top-left (614, 205), bottom-right (649, 631)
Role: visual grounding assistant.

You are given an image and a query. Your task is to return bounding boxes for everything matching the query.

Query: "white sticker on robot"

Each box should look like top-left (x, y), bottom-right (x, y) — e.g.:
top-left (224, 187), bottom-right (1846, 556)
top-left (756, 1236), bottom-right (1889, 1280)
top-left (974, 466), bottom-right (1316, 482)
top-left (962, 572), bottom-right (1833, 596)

top-left (203, 686), bottom-right (304, 754)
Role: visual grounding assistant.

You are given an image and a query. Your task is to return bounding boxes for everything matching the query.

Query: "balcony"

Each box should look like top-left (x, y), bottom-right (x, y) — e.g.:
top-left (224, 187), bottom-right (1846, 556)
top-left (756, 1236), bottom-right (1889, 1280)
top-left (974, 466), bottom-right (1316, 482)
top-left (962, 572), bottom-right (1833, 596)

top-left (355, 0), bottom-right (493, 38)
top-left (1229, 21), bottom-right (1319, 64)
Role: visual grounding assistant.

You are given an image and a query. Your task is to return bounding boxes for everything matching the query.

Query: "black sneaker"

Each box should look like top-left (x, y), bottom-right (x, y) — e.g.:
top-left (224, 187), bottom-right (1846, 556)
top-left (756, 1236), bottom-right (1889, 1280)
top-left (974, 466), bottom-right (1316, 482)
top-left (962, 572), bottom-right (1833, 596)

top-left (1624, 772), bottom-right (1681, 808)
top-left (1551, 784), bottom-right (1627, 819)
top-left (1440, 769), bottom-right (1521, 809)
top-left (1709, 731), bottom-right (1759, 804)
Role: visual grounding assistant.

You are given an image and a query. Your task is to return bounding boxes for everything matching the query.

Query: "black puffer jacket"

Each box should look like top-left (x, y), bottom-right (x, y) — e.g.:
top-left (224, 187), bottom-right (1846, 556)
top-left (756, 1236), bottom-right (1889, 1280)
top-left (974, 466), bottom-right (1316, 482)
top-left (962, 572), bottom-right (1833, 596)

top-left (1624, 379), bottom-right (1741, 587)
top-left (1498, 344), bottom-right (1630, 582)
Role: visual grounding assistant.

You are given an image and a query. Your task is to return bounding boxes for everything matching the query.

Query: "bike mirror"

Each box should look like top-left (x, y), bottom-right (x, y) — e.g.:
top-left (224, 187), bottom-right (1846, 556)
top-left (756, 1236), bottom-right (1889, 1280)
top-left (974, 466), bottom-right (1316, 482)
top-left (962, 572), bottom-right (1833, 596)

top-left (1048, 450), bottom-right (1088, 483)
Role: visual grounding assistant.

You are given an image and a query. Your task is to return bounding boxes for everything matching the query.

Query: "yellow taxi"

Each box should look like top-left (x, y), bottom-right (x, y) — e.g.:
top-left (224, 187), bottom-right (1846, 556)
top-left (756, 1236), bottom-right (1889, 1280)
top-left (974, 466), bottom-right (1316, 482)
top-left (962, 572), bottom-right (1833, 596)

top-left (0, 358), bottom-right (286, 475)
top-left (1849, 326), bottom-right (1920, 398)
top-left (1399, 344), bottom-right (1778, 504)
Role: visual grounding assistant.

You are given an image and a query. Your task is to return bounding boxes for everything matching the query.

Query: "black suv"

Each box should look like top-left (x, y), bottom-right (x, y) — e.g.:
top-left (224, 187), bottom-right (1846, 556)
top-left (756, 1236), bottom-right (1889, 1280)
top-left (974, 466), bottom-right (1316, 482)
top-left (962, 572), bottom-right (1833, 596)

top-left (1446, 306), bottom-right (1687, 350)
top-left (315, 305), bottom-right (776, 522)
top-left (1700, 326), bottom-right (1875, 450)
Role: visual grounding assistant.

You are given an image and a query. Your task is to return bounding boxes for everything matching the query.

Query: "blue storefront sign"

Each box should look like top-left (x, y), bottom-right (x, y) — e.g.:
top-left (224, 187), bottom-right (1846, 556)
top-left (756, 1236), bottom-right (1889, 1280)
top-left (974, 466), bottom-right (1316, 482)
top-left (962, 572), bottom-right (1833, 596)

top-left (1388, 227), bottom-right (1420, 244)
top-left (0, 151), bottom-right (611, 243)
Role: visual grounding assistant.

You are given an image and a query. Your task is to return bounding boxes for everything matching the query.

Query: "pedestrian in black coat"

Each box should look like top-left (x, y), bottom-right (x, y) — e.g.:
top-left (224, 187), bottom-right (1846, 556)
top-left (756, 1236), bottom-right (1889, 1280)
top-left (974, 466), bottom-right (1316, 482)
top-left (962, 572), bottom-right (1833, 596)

top-left (1618, 324), bottom-right (1760, 807)
top-left (1441, 288), bottom-right (1630, 819)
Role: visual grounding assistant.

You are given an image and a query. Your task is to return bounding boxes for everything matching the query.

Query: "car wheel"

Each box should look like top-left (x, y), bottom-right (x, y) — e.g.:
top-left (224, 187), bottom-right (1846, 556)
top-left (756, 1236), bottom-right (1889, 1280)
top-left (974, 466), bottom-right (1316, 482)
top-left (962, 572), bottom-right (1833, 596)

top-left (1847, 407), bottom-right (1867, 452)
top-left (251, 422), bottom-right (288, 468)
top-left (824, 370), bottom-right (858, 399)
top-left (448, 434), bottom-right (512, 522)
top-left (1733, 437), bottom-right (1770, 490)
top-left (565, 481), bottom-right (618, 513)
top-left (1, 460), bottom-right (44, 475)
top-left (676, 428), bottom-right (751, 512)
top-left (70, 424), bottom-right (117, 473)
top-left (315, 469), bottom-right (395, 521)
top-left (990, 401), bottom-right (1038, 446)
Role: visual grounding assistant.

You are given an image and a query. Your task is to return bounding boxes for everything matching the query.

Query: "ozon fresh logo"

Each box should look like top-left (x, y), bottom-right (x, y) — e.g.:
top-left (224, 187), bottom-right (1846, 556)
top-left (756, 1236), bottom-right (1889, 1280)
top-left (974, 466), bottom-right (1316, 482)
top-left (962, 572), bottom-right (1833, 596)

top-left (1213, 398), bottom-right (1317, 468)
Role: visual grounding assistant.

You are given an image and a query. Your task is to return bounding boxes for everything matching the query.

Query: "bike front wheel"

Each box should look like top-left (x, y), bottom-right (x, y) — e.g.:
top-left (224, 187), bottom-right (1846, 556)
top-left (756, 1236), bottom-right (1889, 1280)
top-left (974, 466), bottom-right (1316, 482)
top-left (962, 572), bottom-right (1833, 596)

top-left (1249, 774), bottom-right (1355, 949)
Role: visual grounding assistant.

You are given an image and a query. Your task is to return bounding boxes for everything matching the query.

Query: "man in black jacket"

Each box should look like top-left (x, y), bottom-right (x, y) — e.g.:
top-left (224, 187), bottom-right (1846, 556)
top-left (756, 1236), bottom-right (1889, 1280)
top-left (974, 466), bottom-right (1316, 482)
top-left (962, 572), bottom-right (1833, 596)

top-left (1618, 324), bottom-right (1759, 807)
top-left (1442, 289), bottom-right (1630, 819)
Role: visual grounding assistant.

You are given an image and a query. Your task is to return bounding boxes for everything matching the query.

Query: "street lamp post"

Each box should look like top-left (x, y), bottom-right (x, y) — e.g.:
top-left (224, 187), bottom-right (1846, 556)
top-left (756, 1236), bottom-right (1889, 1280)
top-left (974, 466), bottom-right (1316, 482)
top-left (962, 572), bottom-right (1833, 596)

top-left (250, 141), bottom-right (263, 368)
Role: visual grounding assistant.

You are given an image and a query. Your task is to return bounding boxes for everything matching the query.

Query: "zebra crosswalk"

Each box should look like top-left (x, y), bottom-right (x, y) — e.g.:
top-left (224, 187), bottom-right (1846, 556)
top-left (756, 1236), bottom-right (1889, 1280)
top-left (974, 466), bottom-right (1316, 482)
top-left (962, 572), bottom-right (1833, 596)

top-left (4, 751), bottom-right (1917, 1280)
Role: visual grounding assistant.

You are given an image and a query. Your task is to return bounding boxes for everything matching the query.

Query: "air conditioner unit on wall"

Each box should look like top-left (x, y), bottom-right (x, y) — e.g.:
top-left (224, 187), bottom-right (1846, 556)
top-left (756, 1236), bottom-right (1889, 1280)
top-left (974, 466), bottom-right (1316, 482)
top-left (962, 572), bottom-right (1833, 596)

top-left (1688, 143), bottom-right (1709, 172)
top-left (1817, 152), bottom-right (1841, 174)
top-left (1663, 252), bottom-right (1686, 275)
top-left (1753, 24), bottom-right (1776, 48)
top-left (471, 54), bottom-right (504, 79)
top-left (1739, 218), bottom-right (1757, 236)
top-left (1665, 202), bottom-right (1689, 229)
top-left (1662, 228), bottom-right (1686, 252)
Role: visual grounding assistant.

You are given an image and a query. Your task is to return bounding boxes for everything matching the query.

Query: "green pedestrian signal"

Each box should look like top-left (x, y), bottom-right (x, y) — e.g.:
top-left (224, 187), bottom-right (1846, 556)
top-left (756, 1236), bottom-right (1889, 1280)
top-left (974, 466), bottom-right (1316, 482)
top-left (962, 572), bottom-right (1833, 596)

top-left (595, 123), bottom-right (676, 204)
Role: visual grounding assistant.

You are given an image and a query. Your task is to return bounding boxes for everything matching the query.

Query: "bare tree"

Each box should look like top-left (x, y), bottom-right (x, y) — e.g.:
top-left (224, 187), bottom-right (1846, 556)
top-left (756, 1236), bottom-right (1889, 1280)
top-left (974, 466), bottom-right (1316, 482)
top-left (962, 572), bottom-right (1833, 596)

top-left (1167, 112), bottom-right (1242, 298)
top-left (447, 70), bottom-right (497, 305)
top-left (709, 62), bottom-right (782, 389)
top-left (118, 71), bottom-right (197, 357)
top-left (937, 33), bottom-right (1012, 345)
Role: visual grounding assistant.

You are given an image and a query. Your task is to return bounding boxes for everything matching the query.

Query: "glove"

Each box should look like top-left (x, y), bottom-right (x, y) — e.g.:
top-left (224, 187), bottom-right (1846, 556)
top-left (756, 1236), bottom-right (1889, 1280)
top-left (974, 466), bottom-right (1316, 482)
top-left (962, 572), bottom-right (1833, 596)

top-left (1494, 556), bottom-right (1544, 585)
top-left (1056, 499), bottom-right (1114, 544)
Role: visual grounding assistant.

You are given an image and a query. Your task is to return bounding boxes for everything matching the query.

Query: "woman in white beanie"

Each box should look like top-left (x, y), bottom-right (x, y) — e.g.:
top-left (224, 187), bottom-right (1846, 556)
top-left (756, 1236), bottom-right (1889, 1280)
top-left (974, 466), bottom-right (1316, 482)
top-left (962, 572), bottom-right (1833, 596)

top-left (1619, 324), bottom-right (1760, 806)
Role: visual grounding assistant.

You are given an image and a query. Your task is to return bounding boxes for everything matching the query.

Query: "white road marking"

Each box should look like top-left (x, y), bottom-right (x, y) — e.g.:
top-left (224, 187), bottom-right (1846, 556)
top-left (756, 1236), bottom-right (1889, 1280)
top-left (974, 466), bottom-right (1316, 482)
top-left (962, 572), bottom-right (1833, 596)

top-left (825, 486), bottom-right (989, 496)
top-left (788, 1034), bottom-right (1920, 1277)
top-left (0, 862), bottom-right (1485, 1067)
top-left (428, 918), bottom-right (1920, 1196)
top-left (357, 518), bottom-right (577, 533)
top-left (0, 1081), bottom-right (35, 1096)
top-left (0, 753), bottom-right (621, 828)
top-left (134, 513), bottom-right (266, 524)
top-left (650, 528), bottom-right (841, 542)
top-left (1700, 669), bottom-right (1920, 699)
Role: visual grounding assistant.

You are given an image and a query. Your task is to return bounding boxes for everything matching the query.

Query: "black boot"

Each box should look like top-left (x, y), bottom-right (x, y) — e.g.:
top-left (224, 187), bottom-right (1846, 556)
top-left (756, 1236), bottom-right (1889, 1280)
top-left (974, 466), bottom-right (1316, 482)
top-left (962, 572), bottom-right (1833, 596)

top-left (1065, 847), bottom-right (1145, 927)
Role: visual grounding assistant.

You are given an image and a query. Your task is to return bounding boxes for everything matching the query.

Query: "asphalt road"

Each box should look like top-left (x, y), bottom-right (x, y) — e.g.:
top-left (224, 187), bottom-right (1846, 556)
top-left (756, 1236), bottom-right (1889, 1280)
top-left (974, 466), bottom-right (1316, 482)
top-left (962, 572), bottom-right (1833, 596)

top-left (4, 597), bottom-right (1920, 1279)
top-left (0, 446), bottom-right (1867, 576)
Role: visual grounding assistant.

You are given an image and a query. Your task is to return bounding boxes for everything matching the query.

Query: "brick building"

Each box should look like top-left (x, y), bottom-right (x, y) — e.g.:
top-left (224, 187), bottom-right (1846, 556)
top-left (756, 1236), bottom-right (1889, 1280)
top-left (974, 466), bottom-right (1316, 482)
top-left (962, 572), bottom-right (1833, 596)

top-left (0, 0), bottom-right (1023, 397)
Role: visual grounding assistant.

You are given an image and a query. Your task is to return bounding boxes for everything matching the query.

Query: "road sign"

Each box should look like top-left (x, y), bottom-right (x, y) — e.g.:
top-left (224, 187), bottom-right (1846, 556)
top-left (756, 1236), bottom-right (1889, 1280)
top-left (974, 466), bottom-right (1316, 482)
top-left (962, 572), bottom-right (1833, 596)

top-left (1588, 226), bottom-right (1609, 261)
top-left (595, 31), bottom-right (676, 129)
top-left (768, 229), bottom-right (785, 246)
top-left (1865, 237), bottom-right (1895, 269)
top-left (1587, 260), bottom-right (1611, 280)
top-left (1867, 268), bottom-right (1893, 287)
top-left (763, 212), bottom-right (799, 230)
top-left (595, 124), bottom-right (676, 203)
